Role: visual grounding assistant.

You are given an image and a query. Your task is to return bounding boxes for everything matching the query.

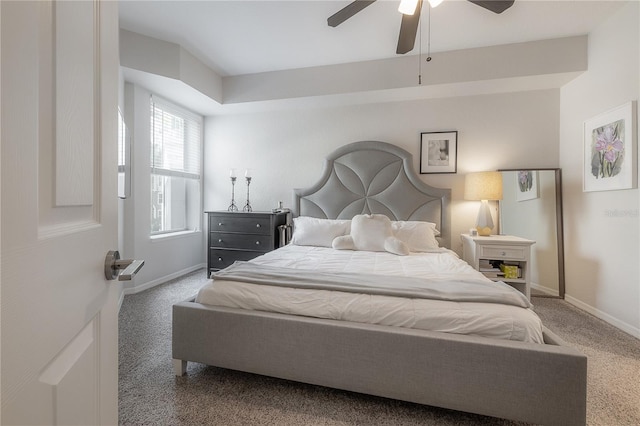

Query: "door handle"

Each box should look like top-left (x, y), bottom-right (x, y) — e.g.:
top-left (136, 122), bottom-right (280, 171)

top-left (104, 250), bottom-right (145, 281)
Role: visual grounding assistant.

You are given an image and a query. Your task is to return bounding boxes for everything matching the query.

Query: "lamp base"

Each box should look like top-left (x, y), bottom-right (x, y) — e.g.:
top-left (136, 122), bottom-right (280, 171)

top-left (476, 226), bottom-right (493, 236)
top-left (475, 200), bottom-right (495, 236)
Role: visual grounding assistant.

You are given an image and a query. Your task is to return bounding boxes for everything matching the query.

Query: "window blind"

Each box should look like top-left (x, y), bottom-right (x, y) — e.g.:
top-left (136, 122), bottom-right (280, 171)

top-left (150, 95), bottom-right (202, 180)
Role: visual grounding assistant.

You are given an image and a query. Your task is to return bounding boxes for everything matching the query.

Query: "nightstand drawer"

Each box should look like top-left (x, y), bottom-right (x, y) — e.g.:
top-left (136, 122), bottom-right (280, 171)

top-left (210, 232), bottom-right (272, 252)
top-left (209, 249), bottom-right (262, 270)
top-left (479, 245), bottom-right (526, 260)
top-left (209, 215), bottom-right (271, 234)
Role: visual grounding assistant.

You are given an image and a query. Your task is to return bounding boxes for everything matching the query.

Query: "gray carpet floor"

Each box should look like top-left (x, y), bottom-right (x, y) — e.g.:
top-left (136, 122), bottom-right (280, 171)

top-left (119, 269), bottom-right (640, 425)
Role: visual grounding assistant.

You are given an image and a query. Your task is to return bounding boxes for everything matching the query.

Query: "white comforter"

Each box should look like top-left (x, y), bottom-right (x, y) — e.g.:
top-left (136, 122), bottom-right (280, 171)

top-left (196, 245), bottom-right (544, 343)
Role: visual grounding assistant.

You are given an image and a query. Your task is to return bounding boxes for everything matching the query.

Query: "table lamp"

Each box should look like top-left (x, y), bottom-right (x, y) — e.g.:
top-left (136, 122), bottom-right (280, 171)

top-left (464, 171), bottom-right (503, 236)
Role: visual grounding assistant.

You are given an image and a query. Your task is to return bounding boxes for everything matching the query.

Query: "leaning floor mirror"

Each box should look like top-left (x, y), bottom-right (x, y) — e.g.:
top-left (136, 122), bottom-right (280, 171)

top-left (498, 169), bottom-right (565, 298)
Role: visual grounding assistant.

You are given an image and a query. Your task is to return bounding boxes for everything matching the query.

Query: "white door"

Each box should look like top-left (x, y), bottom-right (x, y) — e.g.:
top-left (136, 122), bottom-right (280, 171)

top-left (1, 1), bottom-right (120, 424)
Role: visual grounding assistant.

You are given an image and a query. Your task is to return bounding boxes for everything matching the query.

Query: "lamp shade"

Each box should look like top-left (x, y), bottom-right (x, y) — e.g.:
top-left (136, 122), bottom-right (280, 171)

top-left (464, 171), bottom-right (503, 201)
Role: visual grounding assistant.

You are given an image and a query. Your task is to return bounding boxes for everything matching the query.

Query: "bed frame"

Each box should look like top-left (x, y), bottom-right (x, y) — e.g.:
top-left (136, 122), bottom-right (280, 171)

top-left (173, 141), bottom-right (586, 425)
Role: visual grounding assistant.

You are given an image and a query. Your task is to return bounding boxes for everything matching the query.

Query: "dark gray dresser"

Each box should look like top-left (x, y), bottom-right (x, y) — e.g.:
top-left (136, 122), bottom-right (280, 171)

top-left (206, 211), bottom-right (288, 276)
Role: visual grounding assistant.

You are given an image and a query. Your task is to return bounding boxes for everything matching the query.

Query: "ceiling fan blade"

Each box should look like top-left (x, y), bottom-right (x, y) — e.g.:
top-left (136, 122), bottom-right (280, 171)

top-left (327, 0), bottom-right (377, 27)
top-left (467, 0), bottom-right (515, 14)
top-left (396, 0), bottom-right (422, 54)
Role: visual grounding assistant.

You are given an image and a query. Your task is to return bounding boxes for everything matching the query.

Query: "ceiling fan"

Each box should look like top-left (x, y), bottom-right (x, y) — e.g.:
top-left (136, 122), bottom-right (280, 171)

top-left (327, 0), bottom-right (515, 55)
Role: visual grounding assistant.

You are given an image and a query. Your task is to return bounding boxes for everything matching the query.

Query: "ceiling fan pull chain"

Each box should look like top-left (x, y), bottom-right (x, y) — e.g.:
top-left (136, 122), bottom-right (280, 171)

top-left (419, 2), bottom-right (434, 85)
top-left (418, 1), bottom-right (422, 85)
top-left (426, 3), bottom-right (432, 62)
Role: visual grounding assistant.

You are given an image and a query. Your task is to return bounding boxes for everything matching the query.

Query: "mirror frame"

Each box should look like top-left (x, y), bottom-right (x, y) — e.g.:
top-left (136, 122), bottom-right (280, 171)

top-left (497, 168), bottom-right (565, 299)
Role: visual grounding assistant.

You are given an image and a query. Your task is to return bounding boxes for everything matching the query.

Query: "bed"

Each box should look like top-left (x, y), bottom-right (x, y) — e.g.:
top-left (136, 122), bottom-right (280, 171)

top-left (173, 141), bottom-right (587, 425)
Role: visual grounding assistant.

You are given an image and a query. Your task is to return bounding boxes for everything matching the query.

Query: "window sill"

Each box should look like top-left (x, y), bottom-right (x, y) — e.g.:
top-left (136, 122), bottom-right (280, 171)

top-left (150, 229), bottom-right (201, 242)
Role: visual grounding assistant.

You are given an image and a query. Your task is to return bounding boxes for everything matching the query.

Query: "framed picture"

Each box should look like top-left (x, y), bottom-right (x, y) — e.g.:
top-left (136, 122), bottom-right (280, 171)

top-left (420, 131), bottom-right (458, 174)
top-left (583, 101), bottom-right (637, 192)
top-left (515, 170), bottom-right (539, 201)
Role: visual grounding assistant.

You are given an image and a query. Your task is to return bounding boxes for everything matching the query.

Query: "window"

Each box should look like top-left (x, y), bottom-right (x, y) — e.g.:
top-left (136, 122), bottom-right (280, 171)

top-left (150, 96), bottom-right (202, 235)
top-left (117, 108), bottom-right (131, 199)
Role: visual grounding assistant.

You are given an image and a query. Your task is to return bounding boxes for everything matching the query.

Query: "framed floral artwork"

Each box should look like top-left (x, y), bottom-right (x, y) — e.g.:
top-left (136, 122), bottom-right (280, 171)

top-left (583, 101), bottom-right (637, 192)
top-left (420, 131), bottom-right (458, 174)
top-left (515, 170), bottom-right (539, 201)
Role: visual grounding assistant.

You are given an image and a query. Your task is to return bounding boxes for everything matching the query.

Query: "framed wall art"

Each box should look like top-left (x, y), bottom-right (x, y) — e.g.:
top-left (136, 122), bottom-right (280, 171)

top-left (515, 170), bottom-right (539, 201)
top-left (583, 101), bottom-right (637, 192)
top-left (420, 131), bottom-right (458, 174)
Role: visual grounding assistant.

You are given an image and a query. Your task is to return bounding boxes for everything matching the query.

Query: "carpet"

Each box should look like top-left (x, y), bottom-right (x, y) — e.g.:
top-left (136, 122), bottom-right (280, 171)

top-left (119, 269), bottom-right (640, 425)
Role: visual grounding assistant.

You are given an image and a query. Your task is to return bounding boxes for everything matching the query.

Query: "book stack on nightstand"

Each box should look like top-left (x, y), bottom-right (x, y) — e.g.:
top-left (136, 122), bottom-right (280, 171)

top-left (478, 259), bottom-right (503, 279)
top-left (461, 234), bottom-right (535, 299)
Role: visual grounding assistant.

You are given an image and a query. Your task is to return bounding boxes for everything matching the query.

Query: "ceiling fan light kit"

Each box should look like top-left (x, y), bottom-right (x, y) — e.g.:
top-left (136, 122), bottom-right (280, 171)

top-left (398, 0), bottom-right (420, 15)
top-left (328, 0), bottom-right (515, 54)
top-left (400, 0), bottom-right (443, 15)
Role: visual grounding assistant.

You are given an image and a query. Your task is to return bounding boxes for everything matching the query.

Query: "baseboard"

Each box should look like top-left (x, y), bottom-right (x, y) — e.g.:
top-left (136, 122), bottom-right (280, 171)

top-left (123, 263), bottom-right (206, 296)
top-left (565, 294), bottom-right (640, 339)
top-left (531, 282), bottom-right (559, 297)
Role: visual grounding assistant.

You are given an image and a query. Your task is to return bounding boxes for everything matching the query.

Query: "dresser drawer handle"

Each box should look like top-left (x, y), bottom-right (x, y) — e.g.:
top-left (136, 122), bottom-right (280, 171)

top-left (218, 238), bottom-right (223, 243)
top-left (218, 222), bottom-right (223, 226)
top-left (217, 257), bottom-right (223, 262)
top-left (501, 251), bottom-right (506, 256)
top-left (255, 241), bottom-right (260, 245)
top-left (256, 223), bottom-right (261, 228)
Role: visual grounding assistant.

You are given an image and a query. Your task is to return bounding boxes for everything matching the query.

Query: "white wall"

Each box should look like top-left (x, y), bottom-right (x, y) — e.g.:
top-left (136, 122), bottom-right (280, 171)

top-left (559, 0), bottom-right (639, 337)
top-left (205, 89), bottom-right (560, 254)
top-left (121, 82), bottom-right (205, 293)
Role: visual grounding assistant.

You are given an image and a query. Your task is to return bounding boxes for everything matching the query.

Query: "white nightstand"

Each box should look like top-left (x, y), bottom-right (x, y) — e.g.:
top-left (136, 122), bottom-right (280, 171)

top-left (461, 234), bottom-right (535, 299)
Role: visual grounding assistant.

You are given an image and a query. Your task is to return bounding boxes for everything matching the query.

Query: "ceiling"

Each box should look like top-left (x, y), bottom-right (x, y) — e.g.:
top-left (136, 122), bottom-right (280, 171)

top-left (118, 0), bottom-right (626, 114)
top-left (119, 0), bottom-right (624, 77)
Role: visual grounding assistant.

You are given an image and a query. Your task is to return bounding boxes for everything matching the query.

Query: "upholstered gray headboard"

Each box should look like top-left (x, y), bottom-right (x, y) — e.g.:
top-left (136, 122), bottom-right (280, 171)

top-left (293, 141), bottom-right (452, 248)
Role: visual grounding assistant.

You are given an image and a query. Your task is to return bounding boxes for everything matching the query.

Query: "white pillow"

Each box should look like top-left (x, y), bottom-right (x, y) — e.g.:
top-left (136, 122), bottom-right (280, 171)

top-left (290, 216), bottom-right (351, 247)
top-left (391, 221), bottom-right (440, 252)
top-left (332, 214), bottom-right (409, 256)
top-left (332, 235), bottom-right (355, 250)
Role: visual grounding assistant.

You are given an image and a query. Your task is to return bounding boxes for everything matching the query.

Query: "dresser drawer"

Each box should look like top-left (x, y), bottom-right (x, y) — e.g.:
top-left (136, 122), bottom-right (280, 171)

top-left (206, 211), bottom-right (288, 276)
top-left (209, 249), bottom-right (262, 270)
top-left (479, 245), bottom-right (526, 260)
top-left (210, 232), bottom-right (272, 252)
top-left (209, 215), bottom-right (271, 235)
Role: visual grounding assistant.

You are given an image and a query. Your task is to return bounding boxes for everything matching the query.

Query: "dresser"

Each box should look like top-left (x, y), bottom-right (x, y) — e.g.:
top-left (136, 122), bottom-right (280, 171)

top-left (206, 211), bottom-right (288, 276)
top-left (461, 234), bottom-right (535, 299)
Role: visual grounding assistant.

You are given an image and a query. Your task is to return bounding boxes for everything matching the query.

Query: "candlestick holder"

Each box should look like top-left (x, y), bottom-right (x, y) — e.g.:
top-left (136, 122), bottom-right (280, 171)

top-left (227, 176), bottom-right (238, 212)
top-left (243, 176), bottom-right (252, 212)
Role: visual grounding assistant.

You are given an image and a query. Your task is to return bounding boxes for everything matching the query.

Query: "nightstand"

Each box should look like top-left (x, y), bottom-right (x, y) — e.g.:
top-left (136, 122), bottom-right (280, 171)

top-left (461, 234), bottom-right (535, 299)
top-left (206, 211), bottom-right (288, 276)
